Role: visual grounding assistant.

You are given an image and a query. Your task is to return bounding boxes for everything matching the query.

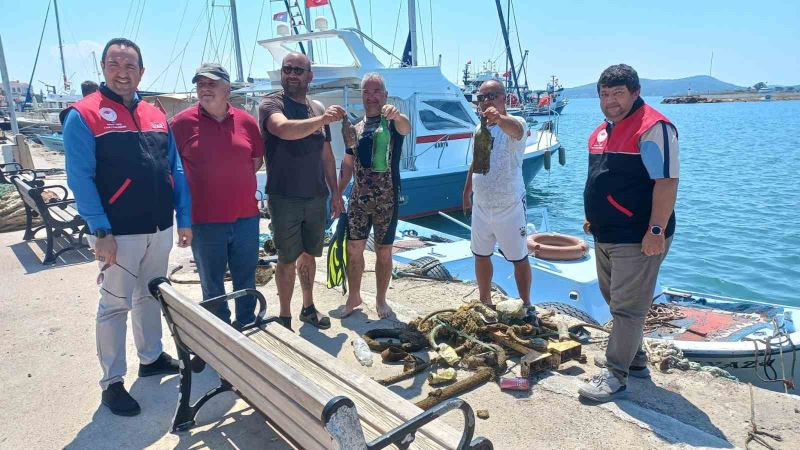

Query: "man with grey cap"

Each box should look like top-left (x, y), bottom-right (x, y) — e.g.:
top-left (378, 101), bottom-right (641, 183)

top-left (171, 63), bottom-right (265, 329)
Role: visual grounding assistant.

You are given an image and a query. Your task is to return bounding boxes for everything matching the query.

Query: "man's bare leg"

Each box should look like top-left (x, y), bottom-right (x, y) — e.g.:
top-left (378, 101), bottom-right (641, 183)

top-left (276, 261), bottom-right (296, 317)
top-left (513, 258), bottom-right (532, 307)
top-left (343, 240), bottom-right (366, 317)
top-left (475, 255), bottom-right (493, 305)
top-left (374, 244), bottom-right (394, 319)
top-left (296, 252), bottom-right (316, 308)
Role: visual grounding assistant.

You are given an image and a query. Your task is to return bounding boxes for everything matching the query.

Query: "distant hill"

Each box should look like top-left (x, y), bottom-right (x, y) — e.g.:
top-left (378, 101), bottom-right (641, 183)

top-left (563, 76), bottom-right (743, 98)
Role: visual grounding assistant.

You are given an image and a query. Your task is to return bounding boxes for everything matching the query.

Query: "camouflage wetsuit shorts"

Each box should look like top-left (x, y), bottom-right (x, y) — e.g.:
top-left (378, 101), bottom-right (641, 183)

top-left (346, 117), bottom-right (399, 245)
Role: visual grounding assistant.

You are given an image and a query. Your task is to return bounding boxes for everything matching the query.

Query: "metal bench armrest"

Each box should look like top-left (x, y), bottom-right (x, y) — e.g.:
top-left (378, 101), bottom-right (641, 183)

top-left (31, 184), bottom-right (70, 201)
top-left (199, 288), bottom-right (276, 330)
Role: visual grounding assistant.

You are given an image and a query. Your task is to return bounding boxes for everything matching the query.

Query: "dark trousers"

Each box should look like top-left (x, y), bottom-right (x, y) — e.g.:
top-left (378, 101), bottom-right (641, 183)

top-left (191, 216), bottom-right (259, 325)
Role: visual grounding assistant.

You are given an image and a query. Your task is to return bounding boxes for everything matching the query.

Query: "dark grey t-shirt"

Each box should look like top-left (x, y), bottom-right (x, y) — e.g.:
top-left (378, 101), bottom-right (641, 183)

top-left (259, 91), bottom-right (331, 197)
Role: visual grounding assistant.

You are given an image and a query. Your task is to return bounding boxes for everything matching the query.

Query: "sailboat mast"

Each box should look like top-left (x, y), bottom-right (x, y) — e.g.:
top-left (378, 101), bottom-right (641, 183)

top-left (229, 0), bottom-right (244, 82)
top-left (53, 0), bottom-right (68, 92)
top-left (408, 0), bottom-right (418, 66)
top-left (494, 0), bottom-right (521, 101)
top-left (0, 35), bottom-right (20, 135)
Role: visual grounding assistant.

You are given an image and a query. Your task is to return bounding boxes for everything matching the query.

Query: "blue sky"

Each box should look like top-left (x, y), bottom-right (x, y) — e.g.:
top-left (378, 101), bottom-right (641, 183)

top-left (2, 0), bottom-right (798, 95)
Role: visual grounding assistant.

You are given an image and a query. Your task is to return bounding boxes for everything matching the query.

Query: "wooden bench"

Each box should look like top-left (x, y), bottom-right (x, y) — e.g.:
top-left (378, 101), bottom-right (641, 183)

top-left (0, 162), bottom-right (25, 184)
top-left (148, 278), bottom-right (492, 450)
top-left (11, 174), bottom-right (89, 264)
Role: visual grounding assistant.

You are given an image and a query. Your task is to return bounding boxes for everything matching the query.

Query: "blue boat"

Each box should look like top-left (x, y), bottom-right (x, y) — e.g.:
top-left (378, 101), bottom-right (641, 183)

top-left (243, 29), bottom-right (564, 220)
top-left (36, 133), bottom-right (65, 152)
top-left (386, 211), bottom-right (799, 392)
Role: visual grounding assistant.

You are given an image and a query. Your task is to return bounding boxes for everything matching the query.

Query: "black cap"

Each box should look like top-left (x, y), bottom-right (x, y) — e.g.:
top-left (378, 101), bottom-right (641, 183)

top-left (192, 63), bottom-right (230, 83)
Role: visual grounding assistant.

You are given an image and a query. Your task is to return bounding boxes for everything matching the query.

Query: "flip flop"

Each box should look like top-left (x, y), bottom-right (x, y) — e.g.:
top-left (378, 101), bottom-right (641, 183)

top-left (299, 308), bottom-right (331, 330)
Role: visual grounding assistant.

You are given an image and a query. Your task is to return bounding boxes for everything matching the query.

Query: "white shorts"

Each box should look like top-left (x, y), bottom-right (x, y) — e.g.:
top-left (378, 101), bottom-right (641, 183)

top-left (470, 197), bottom-right (528, 262)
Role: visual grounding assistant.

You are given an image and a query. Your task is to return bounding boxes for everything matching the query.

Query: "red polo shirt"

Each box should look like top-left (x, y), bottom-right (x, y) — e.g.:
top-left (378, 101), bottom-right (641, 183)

top-left (171, 104), bottom-right (263, 224)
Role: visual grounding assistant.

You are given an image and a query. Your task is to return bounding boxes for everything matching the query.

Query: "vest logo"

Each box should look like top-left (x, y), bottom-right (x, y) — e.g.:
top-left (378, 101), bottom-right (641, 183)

top-left (99, 107), bottom-right (118, 122)
top-left (597, 129), bottom-right (608, 143)
top-left (151, 122), bottom-right (166, 129)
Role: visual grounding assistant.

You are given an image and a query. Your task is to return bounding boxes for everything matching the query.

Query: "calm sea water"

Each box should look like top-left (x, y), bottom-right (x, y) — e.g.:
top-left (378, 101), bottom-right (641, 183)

top-left (414, 97), bottom-right (800, 307)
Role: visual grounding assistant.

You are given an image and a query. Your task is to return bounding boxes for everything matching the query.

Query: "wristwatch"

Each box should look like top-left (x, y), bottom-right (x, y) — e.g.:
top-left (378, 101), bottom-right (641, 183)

top-left (93, 228), bottom-right (112, 238)
top-left (649, 225), bottom-right (664, 236)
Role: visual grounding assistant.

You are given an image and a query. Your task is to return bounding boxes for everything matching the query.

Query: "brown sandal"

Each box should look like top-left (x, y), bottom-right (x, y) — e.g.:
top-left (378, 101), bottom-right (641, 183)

top-left (299, 306), bottom-right (331, 330)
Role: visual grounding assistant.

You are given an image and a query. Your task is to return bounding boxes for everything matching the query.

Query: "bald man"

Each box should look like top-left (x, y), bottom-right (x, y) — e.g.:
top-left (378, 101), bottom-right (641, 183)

top-left (258, 52), bottom-right (345, 331)
top-left (462, 79), bottom-right (531, 308)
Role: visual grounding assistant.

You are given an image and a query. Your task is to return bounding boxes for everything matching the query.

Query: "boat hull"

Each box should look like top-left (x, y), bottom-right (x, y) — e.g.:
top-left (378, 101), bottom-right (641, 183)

top-left (36, 134), bottom-right (65, 152)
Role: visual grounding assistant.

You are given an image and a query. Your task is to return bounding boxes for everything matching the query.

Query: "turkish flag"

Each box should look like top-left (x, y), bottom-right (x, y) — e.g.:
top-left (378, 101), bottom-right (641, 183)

top-left (306, 0), bottom-right (329, 7)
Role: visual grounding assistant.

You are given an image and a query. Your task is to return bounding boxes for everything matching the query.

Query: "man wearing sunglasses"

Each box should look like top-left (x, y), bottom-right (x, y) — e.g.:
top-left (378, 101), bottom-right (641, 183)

top-left (338, 73), bottom-right (411, 320)
top-left (171, 63), bottom-right (264, 331)
top-left (61, 38), bottom-right (192, 417)
top-left (259, 52), bottom-right (345, 331)
top-left (462, 79), bottom-right (531, 309)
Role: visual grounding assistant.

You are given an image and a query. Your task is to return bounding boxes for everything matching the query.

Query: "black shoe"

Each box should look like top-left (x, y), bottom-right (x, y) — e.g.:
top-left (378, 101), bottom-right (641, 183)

top-left (277, 316), bottom-right (293, 331)
top-left (102, 382), bottom-right (141, 416)
top-left (138, 352), bottom-right (180, 377)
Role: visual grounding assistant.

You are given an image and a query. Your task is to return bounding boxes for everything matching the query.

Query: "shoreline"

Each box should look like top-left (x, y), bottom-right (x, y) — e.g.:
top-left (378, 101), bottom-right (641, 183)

top-left (1, 143), bottom-right (799, 449)
top-left (662, 92), bottom-right (800, 104)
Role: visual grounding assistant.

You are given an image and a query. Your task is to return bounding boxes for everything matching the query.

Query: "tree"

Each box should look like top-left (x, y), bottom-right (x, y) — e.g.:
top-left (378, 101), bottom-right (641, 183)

top-left (752, 82), bottom-right (768, 90)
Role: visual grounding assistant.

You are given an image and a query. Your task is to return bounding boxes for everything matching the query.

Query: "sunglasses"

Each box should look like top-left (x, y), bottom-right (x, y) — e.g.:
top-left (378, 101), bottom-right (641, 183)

top-left (476, 92), bottom-right (503, 102)
top-left (281, 66), bottom-right (309, 75)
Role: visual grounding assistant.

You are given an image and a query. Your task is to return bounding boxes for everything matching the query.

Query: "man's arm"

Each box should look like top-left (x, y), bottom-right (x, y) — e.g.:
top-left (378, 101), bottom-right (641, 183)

top-left (62, 109), bottom-right (111, 233)
top-left (168, 129), bottom-right (192, 246)
top-left (462, 164), bottom-right (474, 213)
top-left (640, 121), bottom-right (679, 256)
top-left (338, 153), bottom-right (354, 196)
top-left (264, 99), bottom-right (345, 141)
top-left (253, 156), bottom-right (264, 172)
top-left (381, 104), bottom-right (411, 136)
top-left (483, 107), bottom-right (524, 141)
top-left (322, 140), bottom-right (343, 218)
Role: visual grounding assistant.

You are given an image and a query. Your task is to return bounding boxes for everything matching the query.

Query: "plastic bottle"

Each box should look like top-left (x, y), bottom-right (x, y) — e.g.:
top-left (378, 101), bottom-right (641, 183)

top-left (371, 115), bottom-right (390, 172)
top-left (351, 337), bottom-right (374, 367)
top-left (472, 115), bottom-right (491, 174)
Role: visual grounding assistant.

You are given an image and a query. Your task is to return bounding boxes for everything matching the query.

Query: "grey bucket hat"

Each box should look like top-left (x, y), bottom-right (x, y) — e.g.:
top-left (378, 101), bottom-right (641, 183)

top-left (192, 62), bottom-right (230, 83)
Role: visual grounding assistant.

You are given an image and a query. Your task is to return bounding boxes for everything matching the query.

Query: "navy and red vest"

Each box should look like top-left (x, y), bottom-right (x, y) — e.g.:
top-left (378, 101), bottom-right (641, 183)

top-left (583, 98), bottom-right (676, 243)
top-left (59, 84), bottom-right (175, 235)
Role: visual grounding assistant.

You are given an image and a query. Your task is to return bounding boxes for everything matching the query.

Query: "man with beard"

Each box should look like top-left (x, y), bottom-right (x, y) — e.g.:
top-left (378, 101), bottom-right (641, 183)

top-left (259, 52), bottom-right (344, 331)
top-left (462, 79), bottom-right (531, 308)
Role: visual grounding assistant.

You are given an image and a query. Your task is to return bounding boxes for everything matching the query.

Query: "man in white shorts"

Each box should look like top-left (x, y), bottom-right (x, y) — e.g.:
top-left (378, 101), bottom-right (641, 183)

top-left (462, 79), bottom-right (531, 307)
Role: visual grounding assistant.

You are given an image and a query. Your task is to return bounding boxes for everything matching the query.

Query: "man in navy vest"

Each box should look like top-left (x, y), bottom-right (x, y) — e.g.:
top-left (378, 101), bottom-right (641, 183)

top-left (579, 64), bottom-right (679, 402)
top-left (62, 38), bottom-right (192, 416)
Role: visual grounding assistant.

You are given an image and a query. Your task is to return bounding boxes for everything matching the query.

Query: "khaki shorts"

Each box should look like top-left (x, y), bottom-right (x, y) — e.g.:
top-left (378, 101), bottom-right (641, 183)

top-left (267, 194), bottom-right (327, 264)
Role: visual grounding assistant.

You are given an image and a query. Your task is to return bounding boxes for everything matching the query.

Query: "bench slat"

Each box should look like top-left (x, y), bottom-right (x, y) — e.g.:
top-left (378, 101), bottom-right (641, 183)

top-left (171, 315), bottom-right (329, 450)
top-left (248, 332), bottom-right (461, 449)
top-left (160, 285), bottom-right (335, 447)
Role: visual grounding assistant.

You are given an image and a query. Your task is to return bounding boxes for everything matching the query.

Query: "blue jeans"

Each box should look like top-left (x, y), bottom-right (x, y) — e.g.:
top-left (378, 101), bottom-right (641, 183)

top-left (191, 216), bottom-right (259, 325)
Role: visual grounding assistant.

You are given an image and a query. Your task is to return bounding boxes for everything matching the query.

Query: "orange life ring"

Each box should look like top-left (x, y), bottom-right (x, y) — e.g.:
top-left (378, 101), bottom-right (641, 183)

top-left (526, 233), bottom-right (588, 261)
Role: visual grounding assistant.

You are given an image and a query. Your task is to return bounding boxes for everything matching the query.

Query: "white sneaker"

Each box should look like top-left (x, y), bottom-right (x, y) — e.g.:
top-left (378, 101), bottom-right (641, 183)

top-left (578, 369), bottom-right (627, 402)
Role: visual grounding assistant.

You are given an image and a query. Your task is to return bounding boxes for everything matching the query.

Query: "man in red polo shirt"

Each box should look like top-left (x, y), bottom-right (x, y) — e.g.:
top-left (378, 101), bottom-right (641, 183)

top-left (171, 63), bottom-right (264, 329)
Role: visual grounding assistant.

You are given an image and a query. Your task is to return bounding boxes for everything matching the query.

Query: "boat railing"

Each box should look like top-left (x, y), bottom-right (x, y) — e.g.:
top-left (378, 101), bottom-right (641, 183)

top-left (397, 131), bottom-right (474, 171)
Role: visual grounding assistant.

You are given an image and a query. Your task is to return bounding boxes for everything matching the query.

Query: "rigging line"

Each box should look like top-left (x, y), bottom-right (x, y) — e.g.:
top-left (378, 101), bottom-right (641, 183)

top-left (133, 0), bottom-right (148, 42)
top-left (201, 1), bottom-right (214, 62)
top-left (127, 0), bottom-right (143, 37)
top-left (25, 0), bottom-right (52, 103)
top-left (510, 0), bottom-right (526, 85)
top-left (429, 0), bottom-right (433, 61)
top-left (247, 0), bottom-right (267, 78)
top-left (389, 0), bottom-right (404, 66)
top-left (416, 0), bottom-right (427, 65)
top-left (145, 5), bottom-right (207, 91)
top-left (172, 4), bottom-right (202, 92)
top-left (122, 0), bottom-right (136, 36)
top-left (369, 0), bottom-right (373, 54)
top-left (216, 7), bottom-right (232, 64)
top-left (166, 0), bottom-right (191, 70)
